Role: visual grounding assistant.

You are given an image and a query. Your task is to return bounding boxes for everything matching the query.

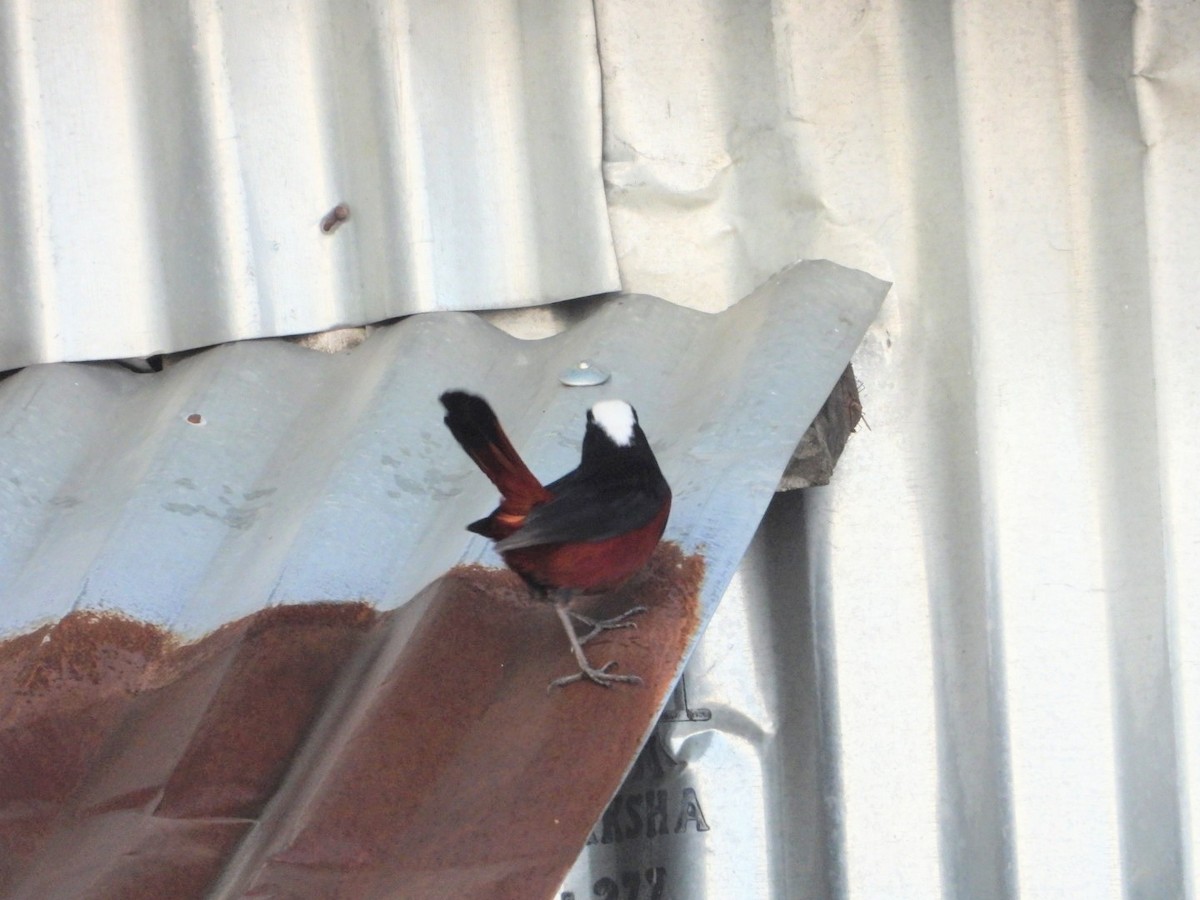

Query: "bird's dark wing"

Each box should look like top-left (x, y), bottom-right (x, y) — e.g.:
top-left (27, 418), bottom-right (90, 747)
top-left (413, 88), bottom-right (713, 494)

top-left (494, 477), bottom-right (667, 552)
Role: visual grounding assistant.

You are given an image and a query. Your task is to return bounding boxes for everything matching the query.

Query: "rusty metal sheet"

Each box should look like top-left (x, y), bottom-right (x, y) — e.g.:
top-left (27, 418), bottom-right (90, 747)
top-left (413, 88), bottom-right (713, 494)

top-left (0, 259), bottom-right (887, 898)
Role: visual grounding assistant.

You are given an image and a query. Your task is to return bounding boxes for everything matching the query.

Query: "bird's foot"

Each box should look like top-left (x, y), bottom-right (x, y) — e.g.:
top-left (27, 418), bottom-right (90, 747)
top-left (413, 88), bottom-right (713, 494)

top-left (568, 605), bottom-right (648, 645)
top-left (548, 659), bottom-right (643, 691)
top-left (550, 602), bottom-right (643, 691)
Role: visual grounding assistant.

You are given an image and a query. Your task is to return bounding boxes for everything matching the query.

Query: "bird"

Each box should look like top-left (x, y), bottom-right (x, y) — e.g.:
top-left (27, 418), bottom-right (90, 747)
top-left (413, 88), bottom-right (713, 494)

top-left (440, 390), bottom-right (672, 688)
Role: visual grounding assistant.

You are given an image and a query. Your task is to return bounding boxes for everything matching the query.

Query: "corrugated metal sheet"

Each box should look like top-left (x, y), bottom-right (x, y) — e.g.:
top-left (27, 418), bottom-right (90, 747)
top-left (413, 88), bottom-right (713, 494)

top-left (0, 260), bottom-right (886, 897)
top-left (0, 260), bottom-right (883, 637)
top-left (3, 0), bottom-right (1198, 896)
top-left (559, 1), bottom-right (1199, 898)
top-left (0, 0), bottom-right (617, 370)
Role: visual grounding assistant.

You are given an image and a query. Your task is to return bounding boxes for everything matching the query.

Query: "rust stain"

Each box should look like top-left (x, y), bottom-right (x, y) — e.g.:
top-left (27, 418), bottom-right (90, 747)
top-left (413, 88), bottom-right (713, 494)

top-left (0, 544), bottom-right (704, 899)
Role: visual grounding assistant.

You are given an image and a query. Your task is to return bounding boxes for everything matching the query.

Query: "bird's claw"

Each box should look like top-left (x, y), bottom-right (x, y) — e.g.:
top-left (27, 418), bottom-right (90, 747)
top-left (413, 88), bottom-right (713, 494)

top-left (568, 605), bottom-right (648, 645)
top-left (548, 660), bottom-right (643, 692)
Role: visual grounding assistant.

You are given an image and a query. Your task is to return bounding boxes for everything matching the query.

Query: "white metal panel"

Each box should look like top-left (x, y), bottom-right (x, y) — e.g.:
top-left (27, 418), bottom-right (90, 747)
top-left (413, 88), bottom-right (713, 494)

top-left (1137, 6), bottom-right (1200, 900)
top-left (568, 0), bottom-right (1199, 897)
top-left (0, 0), bottom-right (618, 370)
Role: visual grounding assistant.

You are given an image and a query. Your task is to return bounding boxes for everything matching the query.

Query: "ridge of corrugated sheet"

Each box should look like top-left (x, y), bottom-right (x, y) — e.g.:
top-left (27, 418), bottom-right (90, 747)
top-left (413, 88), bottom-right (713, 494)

top-left (0, 260), bottom-right (885, 642)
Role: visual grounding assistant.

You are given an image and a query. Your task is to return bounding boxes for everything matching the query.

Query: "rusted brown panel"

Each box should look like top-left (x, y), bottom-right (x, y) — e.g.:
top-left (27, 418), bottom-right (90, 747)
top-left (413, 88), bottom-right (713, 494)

top-left (156, 602), bottom-right (378, 820)
top-left (0, 613), bottom-right (174, 886)
top-left (242, 545), bottom-right (703, 899)
top-left (0, 546), bottom-right (702, 899)
top-left (1, 604), bottom-right (377, 896)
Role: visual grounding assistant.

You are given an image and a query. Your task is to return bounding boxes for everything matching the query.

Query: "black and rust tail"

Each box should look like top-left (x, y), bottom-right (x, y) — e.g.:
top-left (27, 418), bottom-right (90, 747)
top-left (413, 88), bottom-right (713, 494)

top-left (440, 391), bottom-right (551, 537)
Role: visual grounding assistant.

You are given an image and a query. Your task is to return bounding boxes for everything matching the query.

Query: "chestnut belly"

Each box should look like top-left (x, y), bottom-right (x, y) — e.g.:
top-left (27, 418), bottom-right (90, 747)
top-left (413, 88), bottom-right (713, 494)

top-left (502, 502), bottom-right (670, 594)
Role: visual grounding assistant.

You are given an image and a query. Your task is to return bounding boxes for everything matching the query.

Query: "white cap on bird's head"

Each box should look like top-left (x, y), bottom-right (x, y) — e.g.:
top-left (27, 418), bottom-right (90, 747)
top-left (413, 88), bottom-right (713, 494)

top-left (588, 399), bottom-right (636, 447)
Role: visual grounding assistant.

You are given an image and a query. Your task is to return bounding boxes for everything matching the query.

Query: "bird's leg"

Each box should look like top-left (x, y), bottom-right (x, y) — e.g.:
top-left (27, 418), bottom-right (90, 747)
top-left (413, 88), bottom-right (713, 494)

top-left (567, 606), bottom-right (649, 645)
top-left (549, 599), bottom-right (642, 690)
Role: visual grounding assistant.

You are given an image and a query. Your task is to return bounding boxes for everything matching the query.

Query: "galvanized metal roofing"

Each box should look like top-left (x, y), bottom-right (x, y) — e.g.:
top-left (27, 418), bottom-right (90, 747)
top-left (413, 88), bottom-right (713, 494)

top-left (0, 259), bottom-right (883, 641)
top-left (0, 0), bottom-right (617, 370)
top-left (3, 0), bottom-right (1199, 897)
top-left (0, 260), bottom-right (886, 897)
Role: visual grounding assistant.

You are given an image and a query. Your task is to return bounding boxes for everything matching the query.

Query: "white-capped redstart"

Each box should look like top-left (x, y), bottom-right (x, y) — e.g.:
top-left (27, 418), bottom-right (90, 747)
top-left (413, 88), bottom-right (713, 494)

top-left (440, 391), bottom-right (672, 688)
